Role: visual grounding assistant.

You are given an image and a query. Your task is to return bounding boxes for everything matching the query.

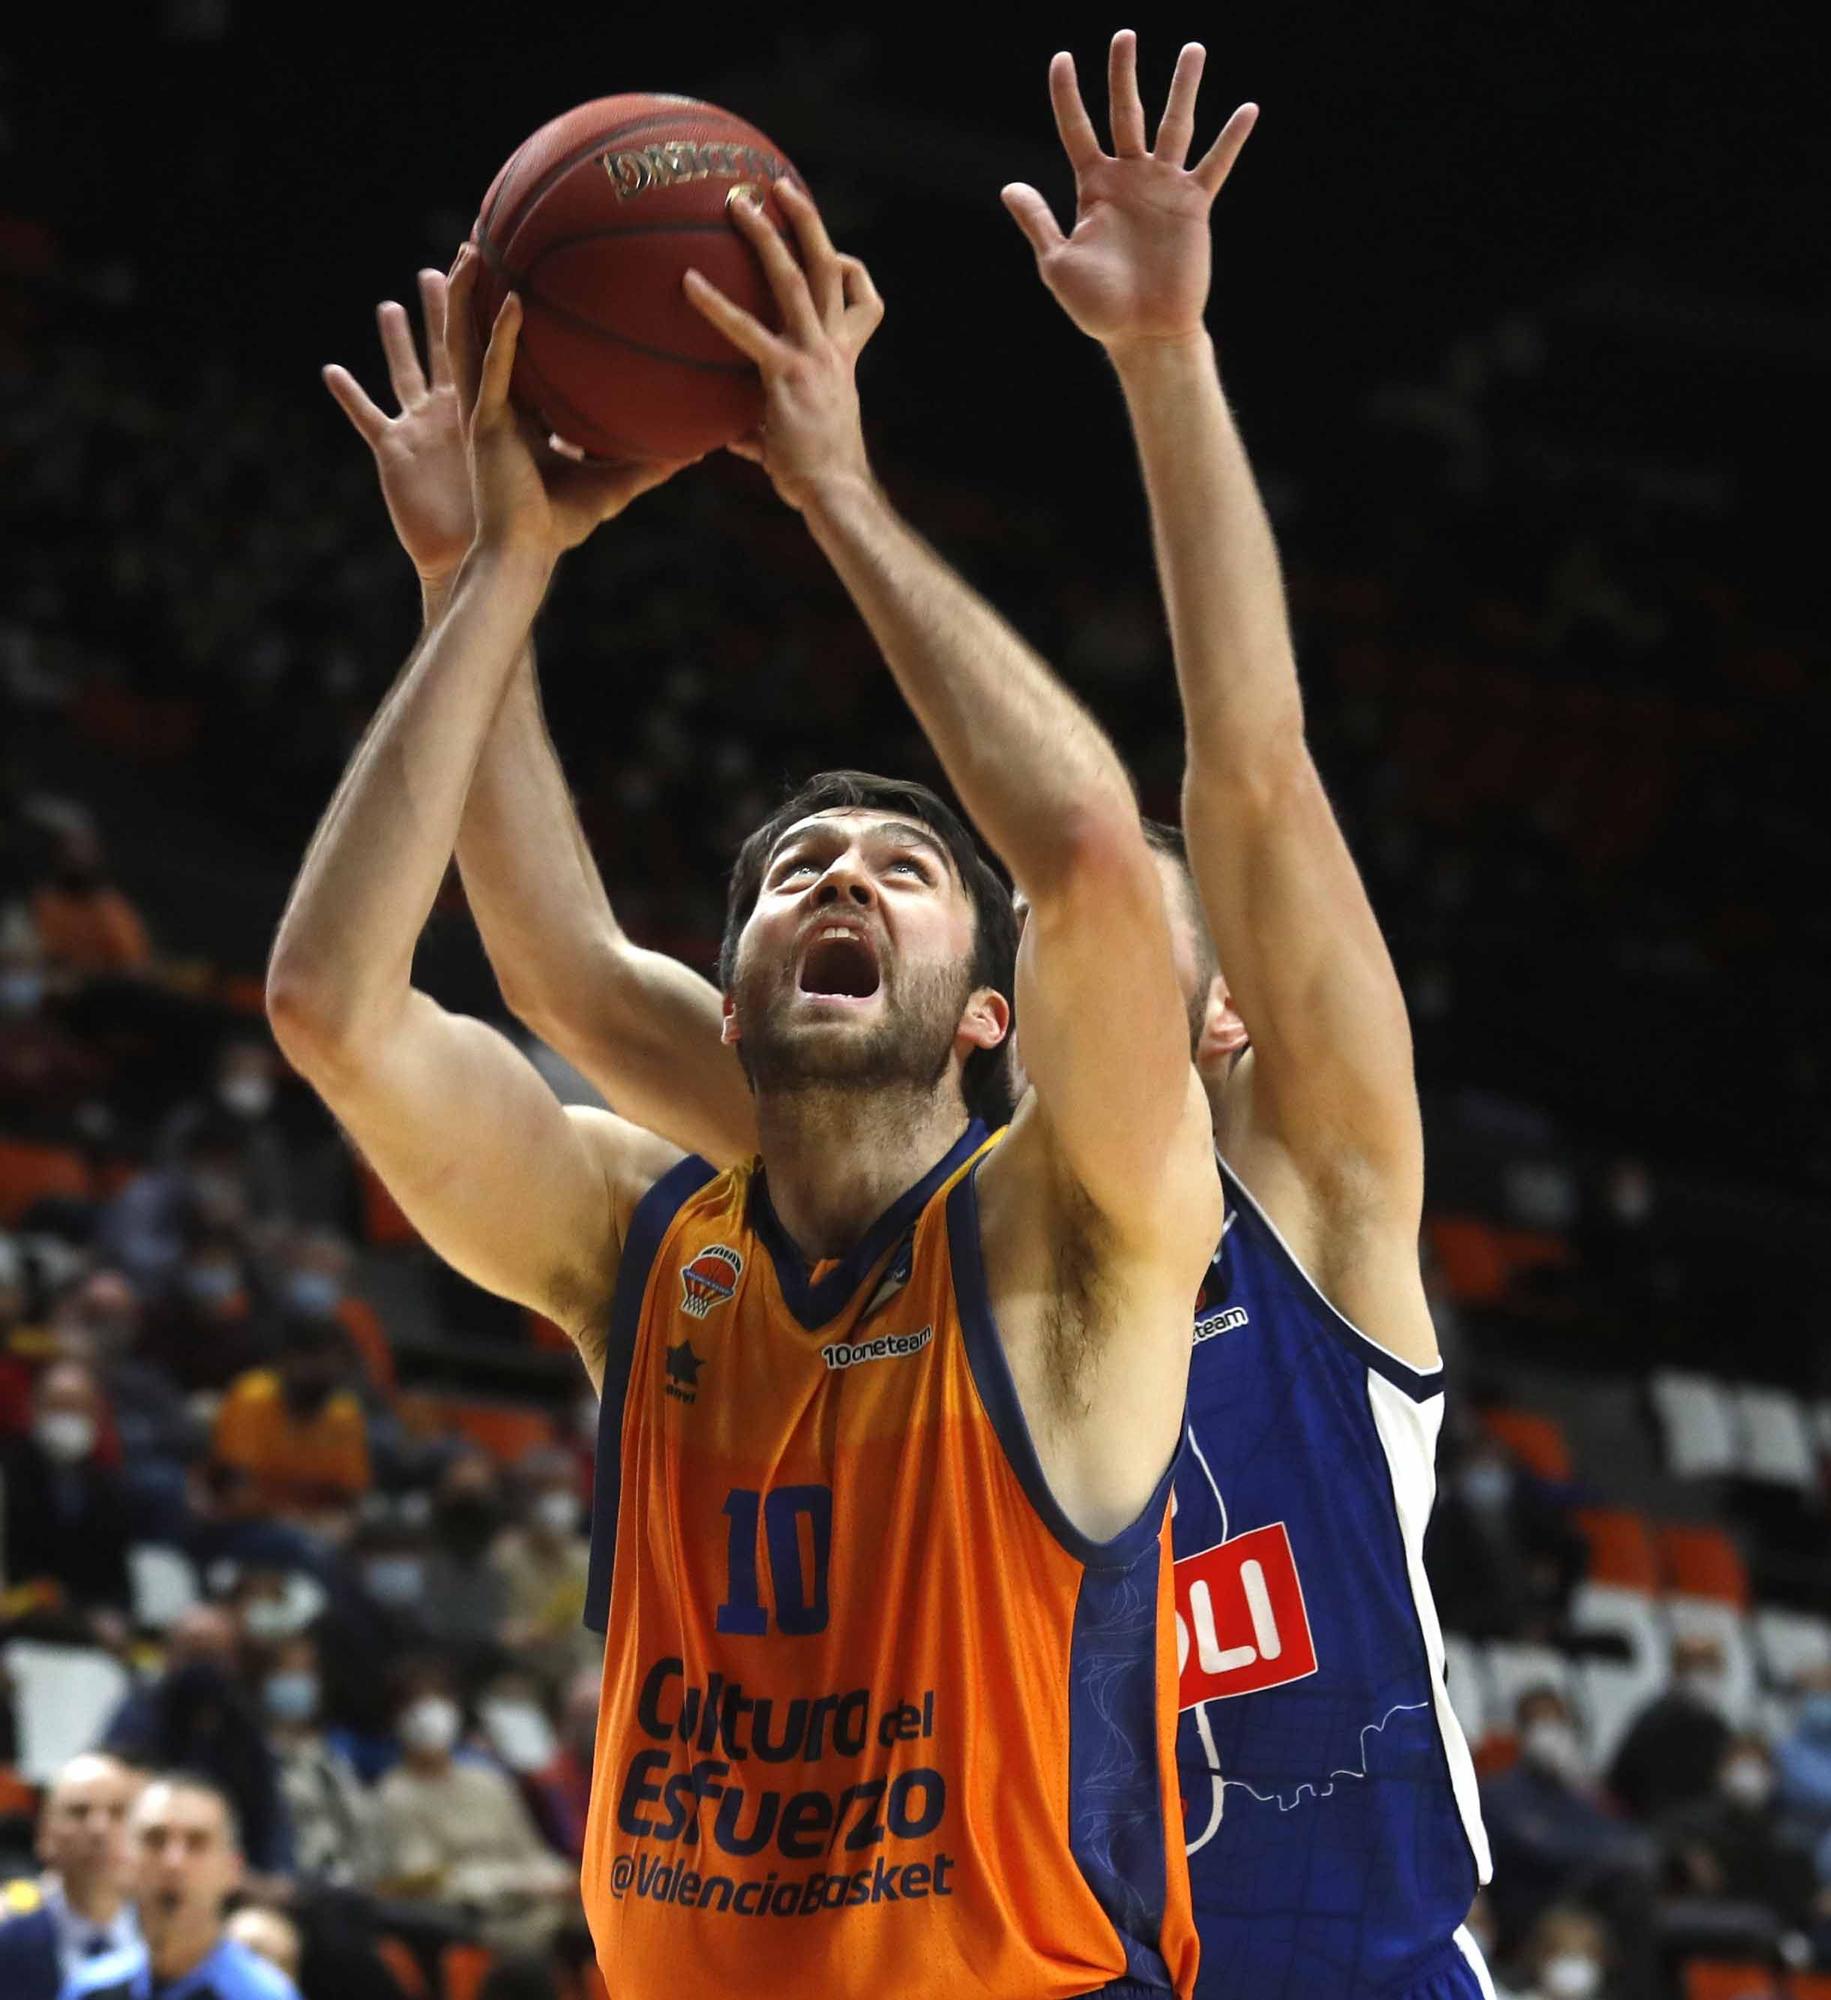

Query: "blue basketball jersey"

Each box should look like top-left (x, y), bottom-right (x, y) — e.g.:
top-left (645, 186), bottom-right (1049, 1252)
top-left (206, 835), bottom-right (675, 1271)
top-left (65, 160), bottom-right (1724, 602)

top-left (1171, 1158), bottom-right (1493, 2000)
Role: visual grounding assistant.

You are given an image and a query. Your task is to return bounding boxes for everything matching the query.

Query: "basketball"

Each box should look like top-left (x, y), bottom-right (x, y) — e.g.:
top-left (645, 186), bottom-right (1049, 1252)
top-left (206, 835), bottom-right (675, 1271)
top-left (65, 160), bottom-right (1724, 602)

top-left (469, 94), bottom-right (803, 462)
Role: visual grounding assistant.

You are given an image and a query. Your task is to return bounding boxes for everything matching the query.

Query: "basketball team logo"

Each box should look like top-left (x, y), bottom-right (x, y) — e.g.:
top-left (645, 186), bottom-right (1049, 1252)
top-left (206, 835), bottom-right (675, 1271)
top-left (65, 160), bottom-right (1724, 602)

top-left (680, 1244), bottom-right (743, 1319)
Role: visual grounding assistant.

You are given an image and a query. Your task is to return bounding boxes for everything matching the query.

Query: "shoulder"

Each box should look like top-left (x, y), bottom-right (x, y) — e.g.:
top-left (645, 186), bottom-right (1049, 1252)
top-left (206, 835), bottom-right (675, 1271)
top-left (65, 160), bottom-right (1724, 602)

top-left (223, 1938), bottom-right (300, 1999)
top-left (62, 1942), bottom-right (145, 1995)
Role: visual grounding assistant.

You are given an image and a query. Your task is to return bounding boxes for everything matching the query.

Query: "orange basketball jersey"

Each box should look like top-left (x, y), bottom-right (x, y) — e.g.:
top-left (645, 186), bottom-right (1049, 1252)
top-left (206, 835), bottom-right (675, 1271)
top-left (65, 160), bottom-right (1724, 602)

top-left (580, 1123), bottom-right (1197, 1998)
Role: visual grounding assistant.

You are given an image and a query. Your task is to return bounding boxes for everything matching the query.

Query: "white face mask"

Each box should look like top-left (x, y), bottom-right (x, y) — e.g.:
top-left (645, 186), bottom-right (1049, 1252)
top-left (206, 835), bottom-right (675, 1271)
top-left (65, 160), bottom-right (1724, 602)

top-left (219, 1073), bottom-right (275, 1119)
top-left (534, 1490), bottom-right (578, 1537)
top-left (1721, 1757), bottom-right (1773, 1808)
top-left (35, 1410), bottom-right (97, 1465)
top-left (401, 1696), bottom-right (461, 1756)
top-left (1523, 1717), bottom-right (1588, 1787)
top-left (1540, 1951), bottom-right (1602, 2000)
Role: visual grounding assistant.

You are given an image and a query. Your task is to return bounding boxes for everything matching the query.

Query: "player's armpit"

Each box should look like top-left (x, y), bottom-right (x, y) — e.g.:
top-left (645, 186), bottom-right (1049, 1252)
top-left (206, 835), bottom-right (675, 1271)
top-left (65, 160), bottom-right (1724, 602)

top-left (270, 982), bottom-right (683, 1388)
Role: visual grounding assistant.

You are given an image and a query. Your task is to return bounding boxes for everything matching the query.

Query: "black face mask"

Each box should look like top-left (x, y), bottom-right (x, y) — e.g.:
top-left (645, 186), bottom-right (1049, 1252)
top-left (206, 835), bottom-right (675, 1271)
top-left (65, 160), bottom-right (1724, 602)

top-left (438, 1496), bottom-right (498, 1552)
top-left (281, 1371), bottom-right (338, 1419)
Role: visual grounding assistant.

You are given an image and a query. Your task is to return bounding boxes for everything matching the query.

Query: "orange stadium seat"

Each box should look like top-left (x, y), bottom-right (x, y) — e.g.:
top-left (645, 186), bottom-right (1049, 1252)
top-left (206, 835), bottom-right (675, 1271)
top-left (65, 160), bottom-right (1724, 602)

top-left (443, 1944), bottom-right (496, 2000)
top-left (398, 1392), bottom-right (556, 1464)
top-left (358, 1158), bottom-right (418, 1247)
top-left (0, 1767), bottom-right (40, 1818)
top-left (1659, 1523), bottom-right (1752, 1607)
top-left (1789, 1977), bottom-right (1831, 2000)
top-left (1427, 1214), bottom-right (1570, 1307)
top-left (1574, 1507), bottom-right (1662, 1592)
top-left (1479, 1406), bottom-right (1574, 1483)
top-left (0, 1138), bottom-right (90, 1223)
top-left (375, 1937), bottom-right (430, 1999)
top-left (1684, 1963), bottom-right (1781, 2000)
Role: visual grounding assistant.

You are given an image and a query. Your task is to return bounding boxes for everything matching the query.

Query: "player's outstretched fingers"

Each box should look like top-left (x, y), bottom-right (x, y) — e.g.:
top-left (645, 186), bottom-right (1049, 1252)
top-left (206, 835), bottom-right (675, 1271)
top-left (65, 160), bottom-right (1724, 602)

top-left (837, 254), bottom-right (885, 350)
top-left (445, 247), bottom-right (485, 414)
top-left (682, 268), bottom-right (790, 371)
top-left (775, 180), bottom-right (844, 324)
top-left (1048, 50), bottom-right (1104, 171)
top-left (376, 298), bottom-right (427, 408)
top-left (1154, 41), bottom-right (1207, 166)
top-left (419, 270), bottom-right (452, 388)
top-left (321, 364), bottom-right (387, 447)
top-left (1001, 183), bottom-right (1067, 262)
top-left (1108, 29), bottom-right (1148, 157)
top-left (1192, 101), bottom-right (1260, 197)
top-left (725, 190), bottom-right (821, 345)
top-left (476, 293), bottom-right (523, 426)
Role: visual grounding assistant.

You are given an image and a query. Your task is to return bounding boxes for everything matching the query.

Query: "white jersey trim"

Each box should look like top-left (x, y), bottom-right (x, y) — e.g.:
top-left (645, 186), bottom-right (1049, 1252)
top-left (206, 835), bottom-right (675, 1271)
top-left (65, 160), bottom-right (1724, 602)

top-left (1366, 1371), bottom-right (1493, 1885)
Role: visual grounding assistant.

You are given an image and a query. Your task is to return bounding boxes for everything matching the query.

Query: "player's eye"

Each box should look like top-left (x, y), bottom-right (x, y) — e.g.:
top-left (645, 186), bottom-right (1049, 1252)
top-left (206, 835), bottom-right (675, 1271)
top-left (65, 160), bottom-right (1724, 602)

top-left (886, 857), bottom-right (930, 879)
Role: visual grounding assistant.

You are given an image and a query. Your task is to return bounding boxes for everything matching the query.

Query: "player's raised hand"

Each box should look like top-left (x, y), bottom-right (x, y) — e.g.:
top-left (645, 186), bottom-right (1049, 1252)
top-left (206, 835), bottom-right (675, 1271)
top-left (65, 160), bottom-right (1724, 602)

top-left (444, 246), bottom-right (693, 562)
top-left (1001, 32), bottom-right (1257, 353)
top-left (323, 270), bottom-right (474, 592)
top-left (681, 180), bottom-right (885, 513)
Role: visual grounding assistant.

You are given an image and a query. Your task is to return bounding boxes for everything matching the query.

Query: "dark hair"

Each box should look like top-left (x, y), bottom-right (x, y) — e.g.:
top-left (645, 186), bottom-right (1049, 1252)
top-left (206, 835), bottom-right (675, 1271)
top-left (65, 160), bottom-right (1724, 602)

top-left (719, 772), bottom-right (1017, 1127)
top-left (146, 1769), bottom-right (243, 1854)
top-left (1140, 817), bottom-right (1221, 1000)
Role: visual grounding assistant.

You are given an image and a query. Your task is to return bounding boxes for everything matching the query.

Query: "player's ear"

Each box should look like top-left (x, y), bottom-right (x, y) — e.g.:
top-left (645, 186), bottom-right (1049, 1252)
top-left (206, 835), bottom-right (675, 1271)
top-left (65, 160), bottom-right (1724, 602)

top-left (959, 986), bottom-right (1011, 1054)
top-left (720, 993), bottom-right (742, 1048)
top-left (1195, 974), bottom-right (1248, 1072)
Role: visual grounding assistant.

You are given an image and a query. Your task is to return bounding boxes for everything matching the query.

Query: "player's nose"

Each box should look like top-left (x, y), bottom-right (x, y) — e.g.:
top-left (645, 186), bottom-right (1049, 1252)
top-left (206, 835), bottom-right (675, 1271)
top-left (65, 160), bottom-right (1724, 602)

top-left (812, 863), bottom-right (875, 908)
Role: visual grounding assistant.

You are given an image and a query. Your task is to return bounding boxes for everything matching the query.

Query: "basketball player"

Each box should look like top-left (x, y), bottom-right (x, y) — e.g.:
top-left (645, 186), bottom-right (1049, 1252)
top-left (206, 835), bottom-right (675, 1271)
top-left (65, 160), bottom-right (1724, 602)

top-left (325, 46), bottom-right (1491, 1989)
top-left (282, 188), bottom-right (1218, 2000)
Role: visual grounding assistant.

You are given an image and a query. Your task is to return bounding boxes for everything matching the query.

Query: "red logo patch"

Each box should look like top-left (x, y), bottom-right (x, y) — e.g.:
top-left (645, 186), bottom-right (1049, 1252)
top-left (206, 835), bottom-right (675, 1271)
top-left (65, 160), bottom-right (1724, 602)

top-left (1174, 1521), bottom-right (1319, 1707)
top-left (680, 1245), bottom-right (743, 1320)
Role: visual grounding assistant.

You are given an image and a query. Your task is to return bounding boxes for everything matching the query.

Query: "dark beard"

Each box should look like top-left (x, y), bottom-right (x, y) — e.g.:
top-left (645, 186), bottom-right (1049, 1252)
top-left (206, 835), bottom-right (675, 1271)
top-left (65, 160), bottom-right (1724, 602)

top-left (733, 956), bottom-right (970, 1100)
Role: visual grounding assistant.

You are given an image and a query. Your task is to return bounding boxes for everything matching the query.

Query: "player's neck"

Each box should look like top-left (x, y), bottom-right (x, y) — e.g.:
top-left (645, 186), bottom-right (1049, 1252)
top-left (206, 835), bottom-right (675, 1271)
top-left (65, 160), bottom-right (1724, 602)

top-left (56, 1876), bottom-right (122, 1927)
top-left (754, 1085), bottom-right (968, 1262)
top-left (148, 1917), bottom-right (218, 1982)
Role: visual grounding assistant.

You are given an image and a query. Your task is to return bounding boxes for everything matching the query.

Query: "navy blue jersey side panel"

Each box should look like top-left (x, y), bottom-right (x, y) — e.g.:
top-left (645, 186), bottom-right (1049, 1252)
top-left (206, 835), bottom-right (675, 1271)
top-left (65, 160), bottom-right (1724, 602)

top-left (1174, 1160), bottom-right (1480, 2000)
top-left (584, 1154), bottom-right (718, 1635)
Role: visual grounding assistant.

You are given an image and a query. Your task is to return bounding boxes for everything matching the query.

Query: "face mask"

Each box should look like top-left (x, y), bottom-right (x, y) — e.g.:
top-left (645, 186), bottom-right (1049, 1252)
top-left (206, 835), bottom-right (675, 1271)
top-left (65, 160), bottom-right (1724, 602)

top-left (284, 1272), bottom-right (341, 1319)
top-left (400, 1696), bottom-right (461, 1756)
top-left (184, 1263), bottom-right (241, 1308)
top-left (480, 1697), bottom-right (558, 1773)
top-left (243, 1596), bottom-right (309, 1642)
top-left (364, 1555), bottom-right (426, 1607)
top-left (0, 970), bottom-right (44, 1016)
top-left (263, 1671), bottom-right (319, 1724)
top-left (1523, 1717), bottom-right (1587, 1787)
top-left (534, 1491), bottom-right (578, 1537)
top-left (1458, 1461), bottom-right (1513, 1511)
top-left (35, 1410), bottom-right (97, 1465)
top-left (219, 1074), bottom-right (275, 1120)
top-left (1721, 1757), bottom-right (1773, 1808)
top-left (1540, 1952), bottom-right (1602, 2000)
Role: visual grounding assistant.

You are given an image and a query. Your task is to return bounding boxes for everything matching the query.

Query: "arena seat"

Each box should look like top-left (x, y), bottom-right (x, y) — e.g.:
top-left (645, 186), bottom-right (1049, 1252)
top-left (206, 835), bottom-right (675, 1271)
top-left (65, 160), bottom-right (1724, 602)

top-left (1683, 1963), bottom-right (1781, 2000)
top-left (127, 1544), bottom-right (200, 1630)
top-left (443, 1943), bottom-right (496, 2000)
top-left (358, 1158), bottom-right (418, 1248)
top-left (1575, 1506), bottom-right (1662, 1591)
top-left (0, 1138), bottom-right (90, 1224)
top-left (398, 1392), bottom-right (556, 1464)
top-left (1483, 1639), bottom-right (1574, 1721)
top-left (1787, 1975), bottom-right (1831, 2000)
top-left (1478, 1405), bottom-right (1574, 1483)
top-left (1568, 1583), bottom-right (1669, 1763)
top-left (1659, 1524), bottom-right (1752, 1606)
top-left (0, 1642), bottom-right (130, 1783)
top-left (1752, 1607), bottom-right (1831, 1689)
top-left (1734, 1385), bottom-right (1818, 1490)
top-left (1653, 1372), bottom-right (1740, 1479)
top-left (375, 1938), bottom-right (430, 1999)
top-left (1441, 1633), bottom-right (1490, 1748)
top-left (1426, 1214), bottom-right (1568, 1307)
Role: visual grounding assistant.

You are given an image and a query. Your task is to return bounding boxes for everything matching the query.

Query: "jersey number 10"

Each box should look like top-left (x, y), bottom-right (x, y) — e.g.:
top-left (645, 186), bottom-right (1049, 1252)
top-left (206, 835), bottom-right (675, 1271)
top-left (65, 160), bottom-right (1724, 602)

top-left (716, 1485), bottom-right (833, 1636)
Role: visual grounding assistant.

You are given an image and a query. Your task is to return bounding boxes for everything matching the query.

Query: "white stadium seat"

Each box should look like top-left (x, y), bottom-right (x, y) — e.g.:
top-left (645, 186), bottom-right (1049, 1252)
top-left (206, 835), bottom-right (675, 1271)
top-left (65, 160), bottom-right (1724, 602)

top-left (1568, 1584), bottom-right (1671, 1764)
top-left (128, 1544), bottom-right (200, 1631)
top-left (1484, 1640), bottom-right (1574, 1726)
top-left (1734, 1385), bottom-right (1818, 1489)
top-left (1651, 1370), bottom-right (1739, 1479)
top-left (1441, 1633), bottom-right (1491, 1747)
top-left (1, 1641), bottom-right (130, 1783)
top-left (1752, 1606), bottom-right (1831, 1690)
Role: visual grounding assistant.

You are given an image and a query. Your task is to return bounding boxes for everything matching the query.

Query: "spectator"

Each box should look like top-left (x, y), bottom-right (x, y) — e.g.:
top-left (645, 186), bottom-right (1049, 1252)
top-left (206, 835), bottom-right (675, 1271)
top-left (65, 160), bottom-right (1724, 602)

top-left (1480, 1687), bottom-right (1655, 1945)
top-left (138, 1221), bottom-right (272, 1396)
top-left (524, 1666), bottom-right (600, 1862)
top-left (1425, 1428), bottom-right (1586, 1640)
top-left (161, 1038), bottom-right (295, 1225)
top-left (64, 1773), bottom-right (298, 1999)
top-left (0, 911), bottom-right (105, 1113)
top-left (49, 1268), bottom-right (203, 1475)
top-left (375, 1663), bottom-right (573, 1955)
top-left (419, 1452), bottom-right (511, 1672)
top-left (102, 1605), bottom-right (288, 1874)
top-left (224, 1905), bottom-right (304, 1985)
top-left (1663, 1732), bottom-right (1818, 1927)
top-left (0, 1358), bottom-right (132, 1626)
top-left (273, 1228), bottom-right (392, 1392)
top-left (97, 1122), bottom-right (254, 1298)
top-left (259, 1629), bottom-right (382, 1888)
top-left (1776, 1666), bottom-right (1831, 1845)
top-left (211, 1319), bottom-right (371, 1524)
top-left (1507, 1904), bottom-right (1618, 2000)
top-left (0, 1753), bottom-right (140, 2000)
top-left (28, 820), bottom-right (150, 977)
top-left (490, 1446), bottom-right (591, 1695)
top-left (1607, 1632), bottom-right (1733, 1821)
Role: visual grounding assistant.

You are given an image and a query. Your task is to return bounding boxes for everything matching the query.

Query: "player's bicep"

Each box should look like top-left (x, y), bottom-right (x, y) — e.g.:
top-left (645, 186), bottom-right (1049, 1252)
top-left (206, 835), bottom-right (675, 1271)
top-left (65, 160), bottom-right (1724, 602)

top-left (1014, 833), bottom-right (1218, 1243)
top-left (314, 990), bottom-right (678, 1359)
top-left (1186, 752), bottom-right (1422, 1203)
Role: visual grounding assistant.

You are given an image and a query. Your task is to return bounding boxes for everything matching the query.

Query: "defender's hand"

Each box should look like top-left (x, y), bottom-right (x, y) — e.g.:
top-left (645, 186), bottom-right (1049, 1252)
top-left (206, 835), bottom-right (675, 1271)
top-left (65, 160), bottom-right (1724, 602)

top-left (323, 271), bottom-right (474, 592)
top-left (681, 181), bottom-right (885, 513)
top-left (441, 248), bottom-right (693, 564)
top-left (1002, 32), bottom-right (1257, 355)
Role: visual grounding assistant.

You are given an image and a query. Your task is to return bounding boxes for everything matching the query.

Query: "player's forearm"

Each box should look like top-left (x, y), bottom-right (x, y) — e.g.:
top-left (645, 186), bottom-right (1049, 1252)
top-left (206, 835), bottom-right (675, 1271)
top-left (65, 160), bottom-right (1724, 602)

top-left (1112, 333), bottom-right (1305, 778)
top-left (267, 544), bottom-right (551, 1064)
top-left (800, 475), bottom-right (1139, 899)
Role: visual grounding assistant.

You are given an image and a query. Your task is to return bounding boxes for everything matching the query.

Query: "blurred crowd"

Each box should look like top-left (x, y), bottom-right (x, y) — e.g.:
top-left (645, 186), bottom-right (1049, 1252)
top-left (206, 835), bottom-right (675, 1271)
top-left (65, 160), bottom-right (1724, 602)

top-left (1, 206), bottom-right (1826, 2000)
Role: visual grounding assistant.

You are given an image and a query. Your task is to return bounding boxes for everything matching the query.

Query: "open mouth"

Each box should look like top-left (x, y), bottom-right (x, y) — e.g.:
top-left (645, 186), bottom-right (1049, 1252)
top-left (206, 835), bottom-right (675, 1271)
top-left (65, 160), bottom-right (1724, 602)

top-left (796, 925), bottom-right (882, 1000)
